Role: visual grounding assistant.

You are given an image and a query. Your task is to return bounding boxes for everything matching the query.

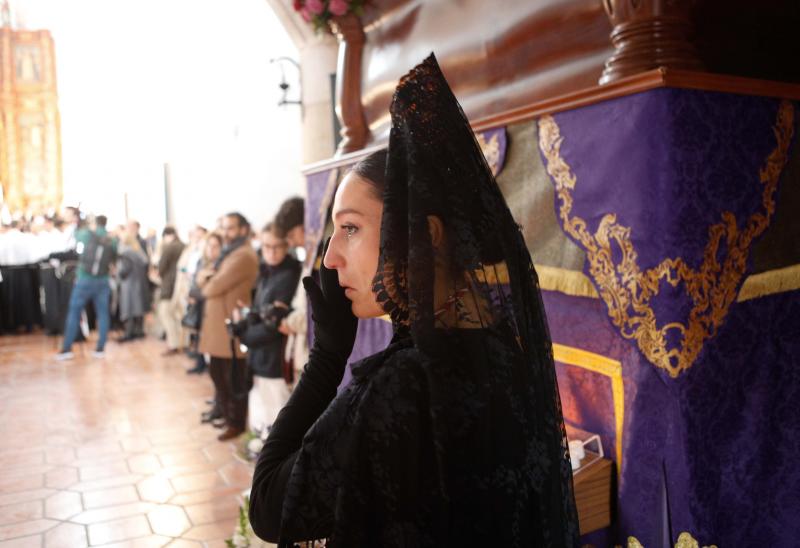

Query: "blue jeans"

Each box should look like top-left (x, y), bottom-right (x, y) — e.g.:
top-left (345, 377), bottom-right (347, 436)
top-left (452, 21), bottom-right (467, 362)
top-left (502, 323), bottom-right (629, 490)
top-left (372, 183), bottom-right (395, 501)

top-left (61, 277), bottom-right (111, 352)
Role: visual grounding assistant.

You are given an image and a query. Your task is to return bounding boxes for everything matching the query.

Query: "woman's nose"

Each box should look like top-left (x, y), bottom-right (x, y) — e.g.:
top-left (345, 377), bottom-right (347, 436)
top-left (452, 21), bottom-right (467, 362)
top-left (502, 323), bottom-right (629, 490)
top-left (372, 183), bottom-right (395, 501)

top-left (323, 235), bottom-right (343, 270)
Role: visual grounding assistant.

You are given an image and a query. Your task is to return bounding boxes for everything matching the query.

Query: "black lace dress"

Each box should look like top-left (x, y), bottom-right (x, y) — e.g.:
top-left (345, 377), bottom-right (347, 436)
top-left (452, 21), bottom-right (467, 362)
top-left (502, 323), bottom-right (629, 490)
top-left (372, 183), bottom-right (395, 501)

top-left (249, 54), bottom-right (579, 547)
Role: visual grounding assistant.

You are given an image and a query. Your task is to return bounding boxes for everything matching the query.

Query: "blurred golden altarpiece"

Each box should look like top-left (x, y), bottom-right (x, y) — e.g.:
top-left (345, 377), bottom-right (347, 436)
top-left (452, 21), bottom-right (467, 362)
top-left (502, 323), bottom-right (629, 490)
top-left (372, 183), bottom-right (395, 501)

top-left (0, 3), bottom-right (62, 214)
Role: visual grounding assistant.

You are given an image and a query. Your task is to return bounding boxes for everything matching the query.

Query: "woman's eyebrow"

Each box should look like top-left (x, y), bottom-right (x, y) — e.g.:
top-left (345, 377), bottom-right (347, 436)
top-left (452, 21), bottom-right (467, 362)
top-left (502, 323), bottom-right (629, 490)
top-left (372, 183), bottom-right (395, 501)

top-left (334, 208), bottom-right (364, 219)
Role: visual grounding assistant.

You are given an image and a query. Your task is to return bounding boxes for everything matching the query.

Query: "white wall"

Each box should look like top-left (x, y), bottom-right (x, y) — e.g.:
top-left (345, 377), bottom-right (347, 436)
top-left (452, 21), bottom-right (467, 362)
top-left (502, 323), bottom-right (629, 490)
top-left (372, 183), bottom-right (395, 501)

top-left (18, 0), bottom-right (303, 239)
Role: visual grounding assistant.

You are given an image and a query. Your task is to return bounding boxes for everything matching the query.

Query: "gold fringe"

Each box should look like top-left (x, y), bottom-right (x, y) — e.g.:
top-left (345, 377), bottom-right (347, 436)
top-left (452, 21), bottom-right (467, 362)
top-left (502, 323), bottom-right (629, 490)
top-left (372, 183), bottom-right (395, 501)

top-left (736, 263), bottom-right (800, 302)
top-left (537, 263), bottom-right (800, 302)
top-left (535, 264), bottom-right (599, 299)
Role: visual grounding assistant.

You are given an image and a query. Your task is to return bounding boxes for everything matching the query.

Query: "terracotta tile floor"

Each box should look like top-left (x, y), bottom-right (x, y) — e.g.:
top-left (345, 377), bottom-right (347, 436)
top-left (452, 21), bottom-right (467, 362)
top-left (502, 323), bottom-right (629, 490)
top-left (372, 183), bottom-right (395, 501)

top-left (0, 332), bottom-right (258, 547)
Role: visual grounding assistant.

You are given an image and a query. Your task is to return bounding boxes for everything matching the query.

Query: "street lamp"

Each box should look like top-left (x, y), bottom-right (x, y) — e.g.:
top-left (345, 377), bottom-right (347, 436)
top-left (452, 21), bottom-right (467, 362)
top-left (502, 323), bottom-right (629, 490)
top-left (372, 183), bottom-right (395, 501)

top-left (269, 57), bottom-right (301, 107)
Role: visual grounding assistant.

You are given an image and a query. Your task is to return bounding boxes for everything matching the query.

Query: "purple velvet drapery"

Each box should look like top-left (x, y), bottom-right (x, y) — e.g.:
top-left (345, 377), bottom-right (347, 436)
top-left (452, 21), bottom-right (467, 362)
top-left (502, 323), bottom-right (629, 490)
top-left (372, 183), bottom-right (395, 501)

top-left (539, 88), bottom-right (799, 547)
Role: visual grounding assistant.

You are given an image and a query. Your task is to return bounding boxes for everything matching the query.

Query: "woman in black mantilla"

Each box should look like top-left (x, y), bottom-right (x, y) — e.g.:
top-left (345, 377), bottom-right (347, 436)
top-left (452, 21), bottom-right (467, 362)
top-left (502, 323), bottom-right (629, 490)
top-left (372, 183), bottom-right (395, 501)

top-left (249, 54), bottom-right (579, 547)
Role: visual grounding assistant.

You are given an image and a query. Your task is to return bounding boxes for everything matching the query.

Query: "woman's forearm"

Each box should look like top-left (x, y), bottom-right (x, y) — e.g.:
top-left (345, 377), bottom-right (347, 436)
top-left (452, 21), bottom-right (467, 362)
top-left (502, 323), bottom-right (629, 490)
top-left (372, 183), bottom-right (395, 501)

top-left (248, 344), bottom-right (347, 541)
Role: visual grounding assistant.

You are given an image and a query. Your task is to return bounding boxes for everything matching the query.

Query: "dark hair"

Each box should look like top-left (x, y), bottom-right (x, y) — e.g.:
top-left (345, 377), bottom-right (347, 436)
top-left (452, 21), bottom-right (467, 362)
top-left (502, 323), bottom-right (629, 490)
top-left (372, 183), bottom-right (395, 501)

top-left (162, 226), bottom-right (177, 237)
top-left (350, 149), bottom-right (388, 200)
top-left (274, 197), bottom-right (304, 233)
top-left (261, 221), bottom-right (286, 239)
top-left (225, 211), bottom-right (250, 230)
top-left (95, 215), bottom-right (108, 228)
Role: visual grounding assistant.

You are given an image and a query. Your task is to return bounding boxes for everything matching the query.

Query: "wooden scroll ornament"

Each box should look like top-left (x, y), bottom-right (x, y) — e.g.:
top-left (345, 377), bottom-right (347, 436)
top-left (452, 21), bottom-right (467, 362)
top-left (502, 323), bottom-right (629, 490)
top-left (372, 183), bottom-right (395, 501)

top-left (329, 12), bottom-right (370, 155)
top-left (600, 0), bottom-right (704, 85)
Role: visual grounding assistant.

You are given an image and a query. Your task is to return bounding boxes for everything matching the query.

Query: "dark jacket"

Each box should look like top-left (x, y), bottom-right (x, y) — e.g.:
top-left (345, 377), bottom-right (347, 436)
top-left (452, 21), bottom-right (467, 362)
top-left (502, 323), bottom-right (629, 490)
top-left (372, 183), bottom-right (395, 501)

top-left (117, 246), bottom-right (150, 320)
top-left (158, 238), bottom-right (185, 300)
top-left (236, 255), bottom-right (301, 378)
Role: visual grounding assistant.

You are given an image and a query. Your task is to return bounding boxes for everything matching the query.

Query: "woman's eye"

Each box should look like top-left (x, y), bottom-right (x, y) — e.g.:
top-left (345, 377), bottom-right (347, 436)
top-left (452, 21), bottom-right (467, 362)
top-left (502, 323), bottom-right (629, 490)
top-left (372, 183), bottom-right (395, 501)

top-left (341, 224), bottom-right (358, 237)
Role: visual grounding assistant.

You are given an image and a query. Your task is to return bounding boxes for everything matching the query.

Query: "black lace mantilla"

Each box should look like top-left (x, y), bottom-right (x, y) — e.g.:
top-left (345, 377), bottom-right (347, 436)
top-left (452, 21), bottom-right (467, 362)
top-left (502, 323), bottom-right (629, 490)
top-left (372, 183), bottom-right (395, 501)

top-left (279, 53), bottom-right (579, 547)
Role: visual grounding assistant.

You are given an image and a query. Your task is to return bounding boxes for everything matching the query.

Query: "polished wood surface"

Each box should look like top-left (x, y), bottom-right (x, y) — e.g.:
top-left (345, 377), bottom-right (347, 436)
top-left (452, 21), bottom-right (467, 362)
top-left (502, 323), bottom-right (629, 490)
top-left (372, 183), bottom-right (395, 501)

top-left (302, 68), bottom-right (800, 176)
top-left (0, 332), bottom-right (252, 547)
top-left (330, 13), bottom-right (370, 155)
top-left (358, 0), bottom-right (614, 142)
top-left (573, 451), bottom-right (613, 536)
top-left (599, 0), bottom-right (703, 84)
top-left (324, 0), bottom-right (799, 147)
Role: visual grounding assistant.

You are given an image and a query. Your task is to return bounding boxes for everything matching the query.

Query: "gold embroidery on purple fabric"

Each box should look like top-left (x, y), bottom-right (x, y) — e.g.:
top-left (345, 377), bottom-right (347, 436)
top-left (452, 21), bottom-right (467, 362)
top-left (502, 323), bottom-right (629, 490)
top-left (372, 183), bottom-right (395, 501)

top-left (626, 532), bottom-right (718, 548)
top-left (538, 101), bottom-right (794, 378)
top-left (476, 131), bottom-right (501, 176)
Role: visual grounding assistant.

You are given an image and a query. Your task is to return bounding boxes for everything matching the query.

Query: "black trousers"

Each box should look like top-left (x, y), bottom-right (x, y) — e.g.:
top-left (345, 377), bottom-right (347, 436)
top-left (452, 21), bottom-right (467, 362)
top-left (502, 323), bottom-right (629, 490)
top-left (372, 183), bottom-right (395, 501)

top-left (123, 317), bottom-right (144, 338)
top-left (209, 356), bottom-right (250, 430)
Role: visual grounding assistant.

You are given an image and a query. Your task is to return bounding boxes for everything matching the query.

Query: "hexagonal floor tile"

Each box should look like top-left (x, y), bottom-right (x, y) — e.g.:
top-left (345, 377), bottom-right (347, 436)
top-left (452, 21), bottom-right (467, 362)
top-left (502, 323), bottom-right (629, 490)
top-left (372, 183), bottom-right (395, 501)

top-left (136, 477), bottom-right (174, 503)
top-left (44, 522), bottom-right (87, 548)
top-left (147, 505), bottom-right (191, 537)
top-left (44, 491), bottom-right (82, 520)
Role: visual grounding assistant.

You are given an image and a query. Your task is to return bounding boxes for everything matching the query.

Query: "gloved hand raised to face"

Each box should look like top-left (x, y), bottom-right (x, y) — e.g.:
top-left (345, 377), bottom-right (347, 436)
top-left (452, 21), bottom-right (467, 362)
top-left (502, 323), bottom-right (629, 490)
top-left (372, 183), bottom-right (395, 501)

top-left (302, 238), bottom-right (358, 364)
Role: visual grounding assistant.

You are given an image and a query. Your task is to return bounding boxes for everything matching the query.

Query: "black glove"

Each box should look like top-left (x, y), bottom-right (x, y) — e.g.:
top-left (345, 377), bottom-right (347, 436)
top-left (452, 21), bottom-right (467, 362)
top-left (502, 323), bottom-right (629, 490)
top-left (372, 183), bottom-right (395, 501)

top-left (249, 239), bottom-right (359, 540)
top-left (245, 311), bottom-right (262, 326)
top-left (302, 239), bottom-right (358, 363)
top-left (230, 318), bottom-right (248, 337)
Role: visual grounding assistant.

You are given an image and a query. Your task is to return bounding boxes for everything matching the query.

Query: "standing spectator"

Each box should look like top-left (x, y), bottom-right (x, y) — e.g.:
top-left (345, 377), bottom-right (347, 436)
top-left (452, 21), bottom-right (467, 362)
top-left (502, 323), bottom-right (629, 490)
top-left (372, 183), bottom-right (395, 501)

top-left (198, 212), bottom-right (259, 441)
top-left (0, 220), bottom-right (41, 333)
top-left (116, 230), bottom-right (150, 342)
top-left (145, 228), bottom-right (158, 257)
top-left (56, 215), bottom-right (117, 360)
top-left (171, 225), bottom-right (207, 355)
top-left (187, 232), bottom-right (221, 377)
top-left (127, 219), bottom-right (149, 258)
top-left (274, 197), bottom-right (309, 379)
top-left (274, 197), bottom-right (305, 262)
top-left (231, 223), bottom-right (301, 435)
top-left (156, 226), bottom-right (185, 356)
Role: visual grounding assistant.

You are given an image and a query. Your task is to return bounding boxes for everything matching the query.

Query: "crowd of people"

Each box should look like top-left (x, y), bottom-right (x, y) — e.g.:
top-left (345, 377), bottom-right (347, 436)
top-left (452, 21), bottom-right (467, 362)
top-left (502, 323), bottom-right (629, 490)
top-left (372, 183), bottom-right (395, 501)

top-left (2, 53), bottom-right (583, 546)
top-left (0, 197), bottom-right (309, 445)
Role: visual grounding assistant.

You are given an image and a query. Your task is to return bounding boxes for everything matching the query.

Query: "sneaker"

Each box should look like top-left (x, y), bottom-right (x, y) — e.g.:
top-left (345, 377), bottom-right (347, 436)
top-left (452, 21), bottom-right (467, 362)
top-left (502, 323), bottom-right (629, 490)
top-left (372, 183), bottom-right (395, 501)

top-left (55, 351), bottom-right (74, 361)
top-left (92, 351), bottom-right (106, 358)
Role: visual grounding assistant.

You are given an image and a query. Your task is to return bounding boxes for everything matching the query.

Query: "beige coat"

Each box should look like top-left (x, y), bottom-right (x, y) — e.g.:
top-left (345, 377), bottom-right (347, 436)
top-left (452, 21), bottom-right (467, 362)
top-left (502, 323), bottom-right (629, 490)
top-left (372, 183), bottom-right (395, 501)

top-left (198, 244), bottom-right (259, 358)
top-left (284, 278), bottom-right (309, 382)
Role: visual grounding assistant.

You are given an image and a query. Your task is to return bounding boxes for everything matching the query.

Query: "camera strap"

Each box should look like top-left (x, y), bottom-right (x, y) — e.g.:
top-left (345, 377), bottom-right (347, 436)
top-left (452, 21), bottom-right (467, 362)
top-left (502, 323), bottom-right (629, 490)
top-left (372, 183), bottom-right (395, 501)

top-left (229, 335), bottom-right (250, 401)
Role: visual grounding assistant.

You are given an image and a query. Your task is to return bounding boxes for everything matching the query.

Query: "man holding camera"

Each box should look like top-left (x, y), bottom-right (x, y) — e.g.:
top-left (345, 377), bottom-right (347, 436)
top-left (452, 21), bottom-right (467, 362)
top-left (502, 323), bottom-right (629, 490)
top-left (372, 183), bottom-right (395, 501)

top-left (230, 223), bottom-right (301, 437)
top-left (197, 212), bottom-right (259, 441)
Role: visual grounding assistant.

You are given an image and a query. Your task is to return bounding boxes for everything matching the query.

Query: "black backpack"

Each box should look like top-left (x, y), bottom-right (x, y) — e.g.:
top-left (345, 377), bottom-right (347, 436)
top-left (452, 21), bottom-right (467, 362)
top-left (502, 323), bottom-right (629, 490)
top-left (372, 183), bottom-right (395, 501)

top-left (79, 232), bottom-right (117, 276)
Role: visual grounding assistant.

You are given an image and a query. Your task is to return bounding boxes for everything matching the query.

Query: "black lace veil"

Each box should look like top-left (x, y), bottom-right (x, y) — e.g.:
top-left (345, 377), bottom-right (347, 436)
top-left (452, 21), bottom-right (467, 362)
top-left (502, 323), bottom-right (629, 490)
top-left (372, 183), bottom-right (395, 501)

top-left (372, 53), bottom-right (579, 545)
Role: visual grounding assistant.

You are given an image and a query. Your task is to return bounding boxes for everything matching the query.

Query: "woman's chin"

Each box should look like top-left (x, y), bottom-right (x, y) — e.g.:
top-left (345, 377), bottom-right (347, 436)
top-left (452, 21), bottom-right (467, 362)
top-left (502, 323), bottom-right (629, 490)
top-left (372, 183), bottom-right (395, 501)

top-left (351, 300), bottom-right (385, 319)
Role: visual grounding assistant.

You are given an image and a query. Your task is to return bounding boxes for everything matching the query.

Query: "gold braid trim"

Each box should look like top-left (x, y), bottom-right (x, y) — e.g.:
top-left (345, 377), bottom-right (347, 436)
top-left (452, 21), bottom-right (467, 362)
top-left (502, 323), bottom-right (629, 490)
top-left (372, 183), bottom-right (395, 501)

top-left (536, 263), bottom-right (800, 303)
top-left (538, 102), bottom-right (794, 378)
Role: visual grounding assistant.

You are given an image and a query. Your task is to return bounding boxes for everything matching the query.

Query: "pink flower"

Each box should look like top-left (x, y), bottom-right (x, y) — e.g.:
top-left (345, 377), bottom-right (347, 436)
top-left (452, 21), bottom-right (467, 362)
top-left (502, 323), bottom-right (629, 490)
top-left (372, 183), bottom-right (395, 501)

top-left (305, 0), bottom-right (325, 15)
top-left (292, 0), bottom-right (302, 10)
top-left (300, 7), bottom-right (312, 21)
top-left (328, 0), bottom-right (349, 16)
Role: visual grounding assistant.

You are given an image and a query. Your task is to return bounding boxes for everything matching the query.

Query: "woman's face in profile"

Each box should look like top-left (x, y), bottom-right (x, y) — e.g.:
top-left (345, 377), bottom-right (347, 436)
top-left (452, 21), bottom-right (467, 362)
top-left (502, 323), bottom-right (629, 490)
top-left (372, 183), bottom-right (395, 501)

top-left (324, 172), bottom-right (385, 318)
